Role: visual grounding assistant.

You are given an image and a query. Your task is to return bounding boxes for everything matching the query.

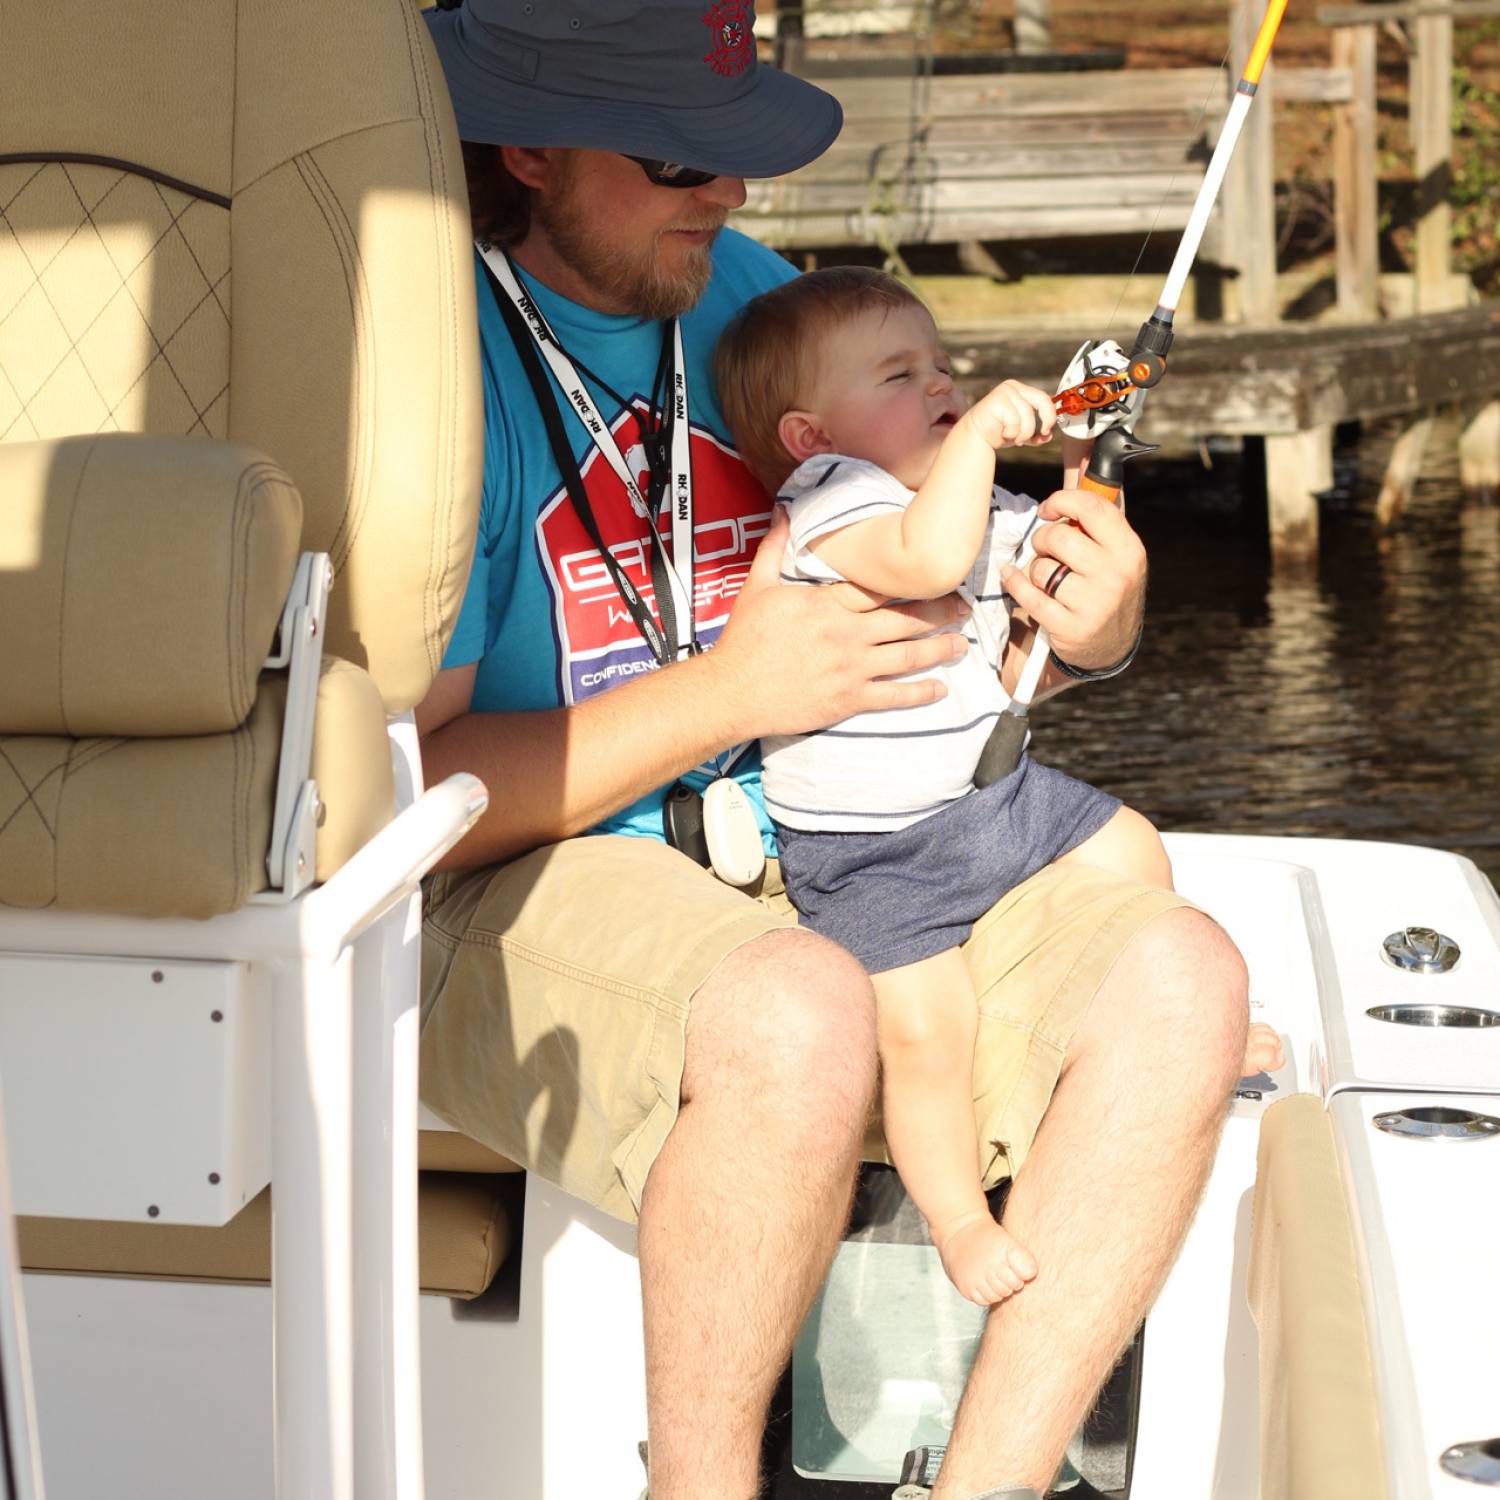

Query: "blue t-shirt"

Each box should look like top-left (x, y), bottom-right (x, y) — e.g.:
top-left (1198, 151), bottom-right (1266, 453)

top-left (444, 228), bottom-right (796, 848)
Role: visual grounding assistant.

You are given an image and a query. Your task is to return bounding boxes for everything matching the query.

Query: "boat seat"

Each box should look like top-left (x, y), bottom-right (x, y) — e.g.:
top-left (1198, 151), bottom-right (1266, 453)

top-left (0, 0), bottom-right (485, 1485)
top-left (0, 436), bottom-right (394, 915)
top-left (18, 1174), bottom-right (511, 1302)
top-left (17, 1133), bottom-right (523, 1301)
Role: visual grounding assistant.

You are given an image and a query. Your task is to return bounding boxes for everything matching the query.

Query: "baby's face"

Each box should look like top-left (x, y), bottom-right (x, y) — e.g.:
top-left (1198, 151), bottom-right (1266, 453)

top-left (806, 304), bottom-right (967, 489)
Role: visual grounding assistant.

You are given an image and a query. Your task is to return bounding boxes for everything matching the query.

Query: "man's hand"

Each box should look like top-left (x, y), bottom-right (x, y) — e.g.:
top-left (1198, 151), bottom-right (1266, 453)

top-left (714, 508), bottom-right (970, 736)
top-left (1000, 487), bottom-right (1146, 671)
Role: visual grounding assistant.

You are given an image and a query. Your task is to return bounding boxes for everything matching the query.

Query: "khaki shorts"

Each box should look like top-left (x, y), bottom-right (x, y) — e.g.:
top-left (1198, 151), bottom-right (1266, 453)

top-left (419, 834), bottom-right (1192, 1224)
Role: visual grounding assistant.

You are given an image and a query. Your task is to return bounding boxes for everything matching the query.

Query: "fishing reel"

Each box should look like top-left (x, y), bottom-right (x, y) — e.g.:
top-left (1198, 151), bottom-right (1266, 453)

top-left (1052, 336), bottom-right (1162, 501)
top-left (1053, 338), bottom-right (1147, 439)
top-left (1055, 339), bottom-right (1136, 435)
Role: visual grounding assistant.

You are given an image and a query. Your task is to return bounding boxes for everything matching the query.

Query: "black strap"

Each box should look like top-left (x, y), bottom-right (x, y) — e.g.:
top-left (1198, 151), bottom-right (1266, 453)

top-left (487, 264), bottom-right (685, 664)
top-left (1049, 619), bottom-right (1144, 681)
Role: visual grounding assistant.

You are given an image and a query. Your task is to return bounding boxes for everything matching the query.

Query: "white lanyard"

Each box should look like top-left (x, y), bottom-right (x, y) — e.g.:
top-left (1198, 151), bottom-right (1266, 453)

top-left (480, 243), bottom-right (696, 657)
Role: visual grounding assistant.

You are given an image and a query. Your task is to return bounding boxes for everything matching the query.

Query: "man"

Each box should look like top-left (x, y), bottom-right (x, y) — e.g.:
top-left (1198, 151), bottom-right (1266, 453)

top-left (415, 3), bottom-right (1250, 1498)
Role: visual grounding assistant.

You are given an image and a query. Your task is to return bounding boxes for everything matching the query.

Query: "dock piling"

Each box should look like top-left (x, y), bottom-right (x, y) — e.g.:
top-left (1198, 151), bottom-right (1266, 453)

top-left (1266, 427), bottom-right (1332, 562)
top-left (1376, 413), bottom-right (1436, 526)
top-left (1459, 402), bottom-right (1500, 502)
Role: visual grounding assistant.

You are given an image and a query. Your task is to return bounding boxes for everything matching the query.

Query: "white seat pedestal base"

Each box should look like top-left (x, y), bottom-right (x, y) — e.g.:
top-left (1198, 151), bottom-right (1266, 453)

top-left (20, 1175), bottom-right (651, 1500)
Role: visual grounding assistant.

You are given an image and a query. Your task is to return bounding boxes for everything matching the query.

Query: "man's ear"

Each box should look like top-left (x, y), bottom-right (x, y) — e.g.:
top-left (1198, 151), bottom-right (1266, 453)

top-left (778, 411), bottom-right (833, 465)
top-left (501, 145), bottom-right (556, 191)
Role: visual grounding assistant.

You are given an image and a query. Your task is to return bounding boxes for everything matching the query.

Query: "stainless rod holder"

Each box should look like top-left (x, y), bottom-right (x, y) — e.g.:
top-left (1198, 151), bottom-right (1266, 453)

top-left (1373, 1105), bottom-right (1500, 1141)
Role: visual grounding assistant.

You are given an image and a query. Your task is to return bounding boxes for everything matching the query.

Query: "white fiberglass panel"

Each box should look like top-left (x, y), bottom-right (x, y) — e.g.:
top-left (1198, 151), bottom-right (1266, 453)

top-left (0, 952), bottom-right (270, 1224)
top-left (1167, 833), bottom-right (1500, 1097)
top-left (1331, 1090), bottom-right (1500, 1499)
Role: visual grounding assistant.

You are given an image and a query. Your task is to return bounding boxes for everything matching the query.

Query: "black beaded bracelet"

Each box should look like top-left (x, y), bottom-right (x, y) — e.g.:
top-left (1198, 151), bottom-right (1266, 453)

top-left (1048, 622), bottom-right (1144, 682)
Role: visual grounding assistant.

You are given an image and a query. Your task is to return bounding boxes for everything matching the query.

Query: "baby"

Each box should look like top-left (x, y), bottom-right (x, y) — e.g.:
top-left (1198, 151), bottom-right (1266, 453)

top-left (716, 268), bottom-right (1281, 1305)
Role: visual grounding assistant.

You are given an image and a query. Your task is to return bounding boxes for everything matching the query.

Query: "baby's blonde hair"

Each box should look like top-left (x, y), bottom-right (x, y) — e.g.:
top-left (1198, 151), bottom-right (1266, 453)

top-left (715, 267), bottom-right (928, 493)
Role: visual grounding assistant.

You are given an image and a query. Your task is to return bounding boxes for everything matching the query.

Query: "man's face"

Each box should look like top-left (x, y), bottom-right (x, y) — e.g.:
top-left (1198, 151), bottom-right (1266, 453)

top-left (534, 150), bottom-right (748, 320)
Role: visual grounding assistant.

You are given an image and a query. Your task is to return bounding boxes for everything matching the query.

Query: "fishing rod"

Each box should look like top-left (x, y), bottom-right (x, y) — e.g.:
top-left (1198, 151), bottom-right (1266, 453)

top-left (973, 0), bottom-right (1290, 788)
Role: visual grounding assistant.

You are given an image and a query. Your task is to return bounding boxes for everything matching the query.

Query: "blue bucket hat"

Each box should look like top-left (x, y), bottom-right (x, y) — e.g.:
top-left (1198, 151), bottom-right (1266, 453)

top-left (424, 0), bottom-right (842, 179)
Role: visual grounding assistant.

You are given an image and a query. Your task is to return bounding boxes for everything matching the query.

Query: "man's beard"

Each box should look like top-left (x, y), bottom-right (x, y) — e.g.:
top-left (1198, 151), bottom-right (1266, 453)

top-left (536, 164), bottom-right (723, 320)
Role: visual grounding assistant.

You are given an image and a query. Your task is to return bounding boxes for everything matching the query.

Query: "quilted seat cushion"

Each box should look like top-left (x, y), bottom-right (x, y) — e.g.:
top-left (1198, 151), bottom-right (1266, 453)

top-left (0, 656), bottom-right (393, 918)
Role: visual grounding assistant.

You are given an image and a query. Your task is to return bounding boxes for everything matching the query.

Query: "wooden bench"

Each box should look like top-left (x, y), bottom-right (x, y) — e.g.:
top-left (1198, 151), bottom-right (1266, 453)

top-left (735, 66), bottom-right (1229, 256)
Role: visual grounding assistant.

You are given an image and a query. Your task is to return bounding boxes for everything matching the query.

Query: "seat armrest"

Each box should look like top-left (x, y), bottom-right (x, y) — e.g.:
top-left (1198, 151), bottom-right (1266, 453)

top-left (300, 773), bottom-right (488, 956)
top-left (0, 433), bottom-right (301, 737)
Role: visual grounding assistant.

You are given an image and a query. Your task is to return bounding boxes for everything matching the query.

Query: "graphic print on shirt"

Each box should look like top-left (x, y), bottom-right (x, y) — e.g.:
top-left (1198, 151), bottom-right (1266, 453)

top-left (535, 398), bottom-right (772, 705)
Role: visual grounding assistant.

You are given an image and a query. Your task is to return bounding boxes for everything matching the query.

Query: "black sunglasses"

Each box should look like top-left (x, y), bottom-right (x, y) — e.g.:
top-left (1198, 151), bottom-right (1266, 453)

top-left (623, 154), bottom-right (720, 189)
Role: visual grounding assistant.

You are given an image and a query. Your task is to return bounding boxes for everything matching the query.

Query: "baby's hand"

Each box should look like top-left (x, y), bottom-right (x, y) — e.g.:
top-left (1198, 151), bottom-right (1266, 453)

top-left (967, 379), bottom-right (1056, 452)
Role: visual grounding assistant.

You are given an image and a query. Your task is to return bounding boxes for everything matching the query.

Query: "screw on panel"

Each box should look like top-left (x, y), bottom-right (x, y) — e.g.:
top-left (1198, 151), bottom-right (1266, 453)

top-left (151, 971), bottom-right (164, 983)
top-left (210, 1010), bottom-right (224, 1023)
top-left (147, 1205), bottom-right (160, 1218)
top-left (208, 1172), bottom-right (221, 1185)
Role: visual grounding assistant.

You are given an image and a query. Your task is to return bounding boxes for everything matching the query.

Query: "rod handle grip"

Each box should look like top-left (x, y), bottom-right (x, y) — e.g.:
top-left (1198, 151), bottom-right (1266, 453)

top-left (1079, 472), bottom-right (1122, 504)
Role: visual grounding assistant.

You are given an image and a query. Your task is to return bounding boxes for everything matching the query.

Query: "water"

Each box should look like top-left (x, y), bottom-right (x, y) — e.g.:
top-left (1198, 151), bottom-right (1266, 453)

top-left (1011, 422), bottom-right (1500, 890)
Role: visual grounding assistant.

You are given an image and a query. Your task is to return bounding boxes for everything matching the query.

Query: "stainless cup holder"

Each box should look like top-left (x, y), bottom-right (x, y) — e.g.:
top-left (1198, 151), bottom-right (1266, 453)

top-left (1374, 1105), bottom-right (1500, 1141)
top-left (1442, 1438), bottom-right (1500, 1485)
top-left (1366, 1002), bottom-right (1500, 1028)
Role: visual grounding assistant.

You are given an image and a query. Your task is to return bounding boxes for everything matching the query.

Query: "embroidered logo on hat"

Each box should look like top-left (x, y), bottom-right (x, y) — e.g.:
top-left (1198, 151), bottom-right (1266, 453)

top-left (702, 0), bottom-right (753, 76)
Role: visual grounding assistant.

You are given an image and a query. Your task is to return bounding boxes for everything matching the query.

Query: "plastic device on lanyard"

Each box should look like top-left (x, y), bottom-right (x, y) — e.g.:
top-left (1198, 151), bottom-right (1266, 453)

top-left (702, 777), bottom-right (767, 888)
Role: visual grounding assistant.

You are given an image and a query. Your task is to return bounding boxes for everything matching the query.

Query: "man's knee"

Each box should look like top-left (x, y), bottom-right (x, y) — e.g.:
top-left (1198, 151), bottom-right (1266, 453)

top-left (1093, 907), bottom-right (1249, 1087)
top-left (687, 928), bottom-right (877, 1125)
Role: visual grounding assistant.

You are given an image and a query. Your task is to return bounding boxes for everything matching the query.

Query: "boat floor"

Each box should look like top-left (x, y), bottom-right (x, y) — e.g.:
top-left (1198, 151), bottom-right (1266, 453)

top-left (760, 1164), bottom-right (1135, 1499)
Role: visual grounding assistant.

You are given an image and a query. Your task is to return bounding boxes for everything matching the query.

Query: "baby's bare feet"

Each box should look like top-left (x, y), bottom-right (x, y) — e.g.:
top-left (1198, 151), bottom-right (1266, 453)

top-left (934, 1211), bottom-right (1038, 1306)
top-left (1242, 1022), bottom-right (1285, 1077)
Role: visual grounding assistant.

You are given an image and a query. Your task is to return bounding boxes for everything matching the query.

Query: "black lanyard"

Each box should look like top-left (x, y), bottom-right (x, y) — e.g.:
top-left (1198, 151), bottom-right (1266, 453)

top-left (483, 257), bottom-right (696, 666)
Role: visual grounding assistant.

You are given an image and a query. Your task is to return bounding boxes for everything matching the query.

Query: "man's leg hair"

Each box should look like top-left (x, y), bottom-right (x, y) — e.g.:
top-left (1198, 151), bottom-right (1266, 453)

top-left (637, 928), bottom-right (878, 1500)
top-left (932, 908), bottom-right (1249, 1497)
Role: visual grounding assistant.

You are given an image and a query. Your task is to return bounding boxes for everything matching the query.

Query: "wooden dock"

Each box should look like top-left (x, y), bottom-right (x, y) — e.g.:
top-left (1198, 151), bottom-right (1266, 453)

top-left (749, 0), bottom-right (1500, 563)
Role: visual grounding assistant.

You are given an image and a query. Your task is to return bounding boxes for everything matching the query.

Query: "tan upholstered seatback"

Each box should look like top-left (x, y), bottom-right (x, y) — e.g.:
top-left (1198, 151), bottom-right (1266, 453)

top-left (1250, 1094), bottom-right (1389, 1500)
top-left (0, 0), bottom-right (481, 714)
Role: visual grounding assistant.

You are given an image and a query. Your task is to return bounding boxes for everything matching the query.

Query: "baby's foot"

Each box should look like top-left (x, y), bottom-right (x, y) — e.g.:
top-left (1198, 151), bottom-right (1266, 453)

top-left (934, 1211), bottom-right (1038, 1306)
top-left (1242, 1022), bottom-right (1285, 1077)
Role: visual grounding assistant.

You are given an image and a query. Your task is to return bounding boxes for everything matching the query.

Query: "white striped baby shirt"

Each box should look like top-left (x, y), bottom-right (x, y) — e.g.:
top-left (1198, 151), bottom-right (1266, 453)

top-left (761, 453), bottom-right (1042, 833)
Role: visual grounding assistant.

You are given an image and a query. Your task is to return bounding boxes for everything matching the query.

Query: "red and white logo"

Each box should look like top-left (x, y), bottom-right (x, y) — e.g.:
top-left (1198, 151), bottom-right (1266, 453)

top-left (535, 399), bottom-right (772, 704)
top-left (702, 0), bottom-right (754, 76)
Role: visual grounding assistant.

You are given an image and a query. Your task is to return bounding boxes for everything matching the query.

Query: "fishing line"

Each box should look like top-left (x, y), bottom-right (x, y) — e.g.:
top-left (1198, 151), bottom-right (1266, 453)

top-left (1105, 42), bottom-right (1235, 336)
